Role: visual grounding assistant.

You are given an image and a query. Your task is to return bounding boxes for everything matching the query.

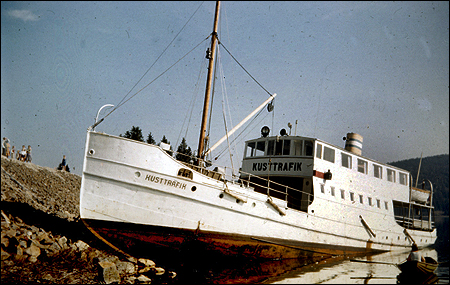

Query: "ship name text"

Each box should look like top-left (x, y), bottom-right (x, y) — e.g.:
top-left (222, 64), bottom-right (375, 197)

top-left (145, 174), bottom-right (187, 190)
top-left (252, 162), bottom-right (302, 172)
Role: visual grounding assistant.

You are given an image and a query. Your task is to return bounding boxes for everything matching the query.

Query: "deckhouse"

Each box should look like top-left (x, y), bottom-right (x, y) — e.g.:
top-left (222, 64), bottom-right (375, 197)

top-left (241, 126), bottom-right (435, 234)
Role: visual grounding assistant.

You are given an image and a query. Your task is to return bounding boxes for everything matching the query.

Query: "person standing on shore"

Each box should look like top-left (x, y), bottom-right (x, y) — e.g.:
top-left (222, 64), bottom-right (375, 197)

top-left (15, 147), bottom-right (20, 160)
top-left (11, 146), bottom-right (16, 160)
top-left (19, 145), bottom-right (27, 161)
top-left (2, 137), bottom-right (8, 156)
top-left (2, 137), bottom-right (11, 158)
top-left (61, 155), bottom-right (67, 171)
top-left (26, 145), bottom-right (32, 163)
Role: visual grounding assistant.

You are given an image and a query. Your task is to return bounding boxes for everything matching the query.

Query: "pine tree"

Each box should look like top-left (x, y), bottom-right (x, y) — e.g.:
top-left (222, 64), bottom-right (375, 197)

top-left (120, 126), bottom-right (144, 142)
top-left (161, 135), bottom-right (170, 144)
top-left (176, 137), bottom-right (193, 163)
top-left (146, 132), bottom-right (156, 144)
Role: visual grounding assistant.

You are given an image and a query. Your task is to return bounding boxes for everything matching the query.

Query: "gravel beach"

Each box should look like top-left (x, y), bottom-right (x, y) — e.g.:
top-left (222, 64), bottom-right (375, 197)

top-left (1, 156), bottom-right (176, 284)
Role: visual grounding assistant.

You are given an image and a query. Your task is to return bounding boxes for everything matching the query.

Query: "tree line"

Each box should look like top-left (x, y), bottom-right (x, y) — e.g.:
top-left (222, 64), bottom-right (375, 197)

top-left (388, 154), bottom-right (449, 216)
top-left (120, 126), bottom-right (194, 163)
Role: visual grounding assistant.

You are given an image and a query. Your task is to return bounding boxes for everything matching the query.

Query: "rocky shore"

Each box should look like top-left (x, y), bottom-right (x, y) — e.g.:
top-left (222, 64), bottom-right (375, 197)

top-left (1, 156), bottom-right (176, 284)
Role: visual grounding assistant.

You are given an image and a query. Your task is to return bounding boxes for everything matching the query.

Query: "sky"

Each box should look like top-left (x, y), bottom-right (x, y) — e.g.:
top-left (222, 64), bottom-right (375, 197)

top-left (1, 1), bottom-right (449, 176)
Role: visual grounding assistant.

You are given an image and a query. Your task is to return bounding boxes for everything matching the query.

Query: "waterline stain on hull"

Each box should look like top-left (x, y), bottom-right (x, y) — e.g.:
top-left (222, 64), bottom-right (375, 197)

top-left (82, 218), bottom-right (384, 262)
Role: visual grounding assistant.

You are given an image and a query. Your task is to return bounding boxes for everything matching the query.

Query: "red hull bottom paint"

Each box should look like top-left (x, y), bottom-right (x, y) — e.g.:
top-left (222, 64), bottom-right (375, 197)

top-left (82, 219), bottom-right (383, 261)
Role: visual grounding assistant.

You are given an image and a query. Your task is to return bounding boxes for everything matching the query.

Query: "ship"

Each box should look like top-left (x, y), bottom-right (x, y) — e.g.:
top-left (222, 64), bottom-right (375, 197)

top-left (79, 1), bottom-right (437, 262)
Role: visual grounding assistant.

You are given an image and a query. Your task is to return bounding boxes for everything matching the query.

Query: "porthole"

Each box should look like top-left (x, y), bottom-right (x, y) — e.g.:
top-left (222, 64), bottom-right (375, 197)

top-left (135, 172), bottom-right (141, 178)
top-left (219, 193), bottom-right (224, 198)
top-left (88, 149), bottom-right (95, 155)
top-left (252, 202), bottom-right (256, 207)
top-left (191, 186), bottom-right (197, 192)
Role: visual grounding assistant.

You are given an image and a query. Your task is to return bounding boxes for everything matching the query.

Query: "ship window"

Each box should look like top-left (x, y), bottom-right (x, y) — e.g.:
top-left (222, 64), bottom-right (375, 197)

top-left (368, 197), bottom-right (372, 206)
top-left (350, 192), bottom-right (355, 202)
top-left (357, 159), bottom-right (367, 174)
top-left (359, 194), bottom-right (364, 204)
top-left (316, 143), bottom-right (322, 158)
top-left (323, 147), bottom-right (335, 163)
top-left (373, 164), bottom-right (382, 179)
top-left (320, 184), bottom-right (325, 193)
top-left (271, 139), bottom-right (291, 156)
top-left (387, 169), bottom-right (396, 182)
top-left (275, 140), bottom-right (283, 155)
top-left (283, 140), bottom-right (291, 155)
top-left (331, 186), bottom-right (335, 196)
top-left (177, 168), bottom-right (193, 179)
top-left (246, 142), bottom-right (255, 157)
top-left (340, 189), bottom-right (345, 199)
top-left (341, 153), bottom-right (352, 169)
top-left (377, 199), bottom-right (381, 208)
top-left (399, 172), bottom-right (408, 185)
top-left (292, 140), bottom-right (302, 156)
top-left (267, 140), bottom-right (275, 156)
top-left (305, 140), bottom-right (314, 156)
top-left (255, 141), bottom-right (265, 156)
top-left (246, 141), bottom-right (265, 157)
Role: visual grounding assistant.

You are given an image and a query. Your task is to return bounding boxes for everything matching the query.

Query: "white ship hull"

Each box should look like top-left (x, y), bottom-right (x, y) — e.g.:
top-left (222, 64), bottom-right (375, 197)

top-left (80, 131), bottom-right (437, 260)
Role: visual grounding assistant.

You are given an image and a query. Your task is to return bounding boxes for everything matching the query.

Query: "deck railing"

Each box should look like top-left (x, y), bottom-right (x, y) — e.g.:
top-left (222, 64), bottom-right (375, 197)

top-left (173, 150), bottom-right (313, 211)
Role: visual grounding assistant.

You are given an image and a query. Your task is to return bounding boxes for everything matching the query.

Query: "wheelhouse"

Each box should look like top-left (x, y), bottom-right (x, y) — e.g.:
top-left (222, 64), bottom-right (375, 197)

top-left (240, 134), bottom-right (316, 212)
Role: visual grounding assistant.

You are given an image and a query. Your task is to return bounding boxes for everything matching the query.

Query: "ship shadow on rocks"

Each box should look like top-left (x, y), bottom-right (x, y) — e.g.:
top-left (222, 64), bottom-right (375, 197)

top-left (1, 201), bottom-right (119, 256)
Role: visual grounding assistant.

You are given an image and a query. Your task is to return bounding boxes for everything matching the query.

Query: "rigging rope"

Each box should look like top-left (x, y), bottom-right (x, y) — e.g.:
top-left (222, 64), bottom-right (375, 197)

top-left (216, 46), bottom-right (235, 170)
top-left (175, 41), bottom-right (208, 149)
top-left (204, 36), bottom-right (275, 162)
top-left (92, 2), bottom-right (206, 127)
top-left (95, 36), bottom-right (211, 128)
top-left (218, 40), bottom-right (273, 97)
top-left (214, 107), bottom-right (269, 161)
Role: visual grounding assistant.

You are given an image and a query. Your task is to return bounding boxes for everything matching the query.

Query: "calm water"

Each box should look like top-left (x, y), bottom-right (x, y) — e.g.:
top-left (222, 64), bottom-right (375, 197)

top-left (167, 242), bottom-right (448, 284)
top-left (266, 246), bottom-right (448, 284)
top-left (163, 219), bottom-right (448, 284)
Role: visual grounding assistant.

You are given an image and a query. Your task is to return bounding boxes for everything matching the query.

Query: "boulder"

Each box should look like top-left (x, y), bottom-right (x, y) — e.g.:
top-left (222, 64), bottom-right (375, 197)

top-left (99, 255), bottom-right (119, 264)
top-left (74, 240), bottom-right (90, 251)
top-left (138, 258), bottom-right (156, 268)
top-left (154, 267), bottom-right (165, 276)
top-left (57, 236), bottom-right (68, 249)
top-left (98, 261), bottom-right (121, 284)
top-left (136, 274), bottom-right (152, 283)
top-left (116, 260), bottom-right (136, 276)
top-left (1, 248), bottom-right (11, 260)
top-left (4, 228), bottom-right (16, 238)
top-left (36, 231), bottom-right (52, 244)
top-left (1, 235), bottom-right (10, 248)
top-left (138, 266), bottom-right (153, 274)
top-left (28, 255), bottom-right (38, 263)
top-left (14, 246), bottom-right (26, 261)
top-left (24, 244), bottom-right (41, 258)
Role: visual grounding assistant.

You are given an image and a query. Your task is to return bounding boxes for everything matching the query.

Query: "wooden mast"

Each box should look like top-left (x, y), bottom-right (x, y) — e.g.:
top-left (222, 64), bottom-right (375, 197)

top-left (197, 1), bottom-right (220, 164)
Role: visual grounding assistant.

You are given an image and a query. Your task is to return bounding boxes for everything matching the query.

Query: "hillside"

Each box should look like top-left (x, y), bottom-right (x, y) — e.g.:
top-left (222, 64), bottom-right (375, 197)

top-left (1, 156), bottom-right (175, 284)
top-left (388, 154), bottom-right (449, 216)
